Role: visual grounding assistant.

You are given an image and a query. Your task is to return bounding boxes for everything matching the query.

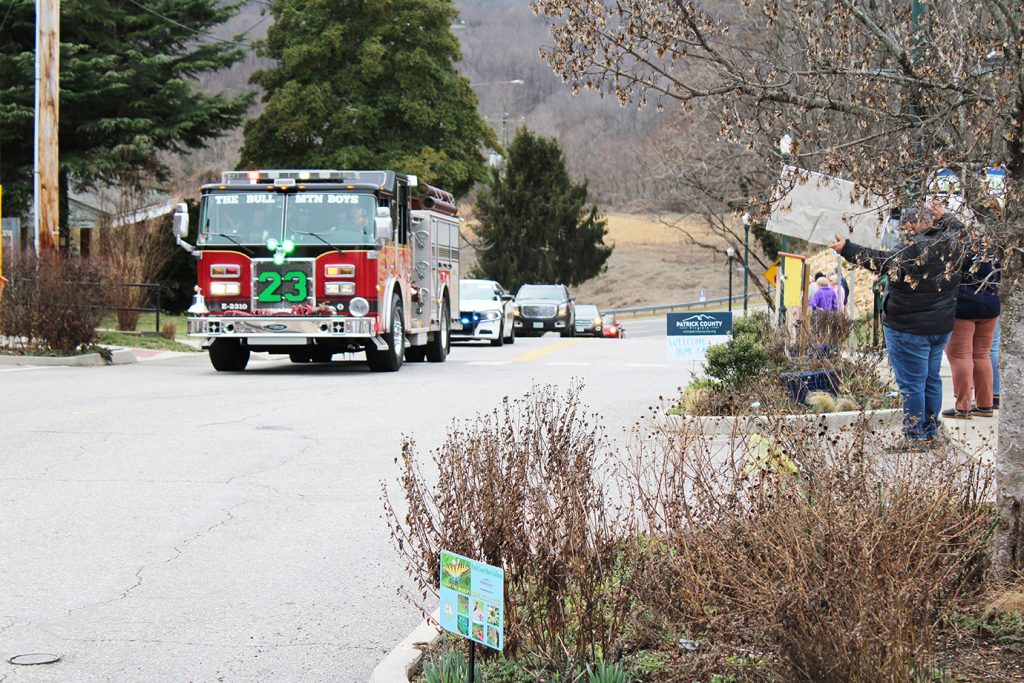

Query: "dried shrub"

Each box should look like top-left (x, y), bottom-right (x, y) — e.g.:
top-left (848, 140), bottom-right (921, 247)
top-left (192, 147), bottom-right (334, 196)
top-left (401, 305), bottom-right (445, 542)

top-left (0, 255), bottom-right (113, 353)
top-left (382, 383), bottom-right (631, 670)
top-left (96, 180), bottom-right (176, 331)
top-left (622, 415), bottom-right (994, 682)
top-left (161, 320), bottom-right (177, 340)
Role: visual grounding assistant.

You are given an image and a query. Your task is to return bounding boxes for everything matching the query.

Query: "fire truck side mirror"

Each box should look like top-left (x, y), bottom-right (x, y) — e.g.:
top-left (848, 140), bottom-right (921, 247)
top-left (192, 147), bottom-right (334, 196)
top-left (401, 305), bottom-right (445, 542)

top-left (172, 202), bottom-right (194, 253)
top-left (172, 203), bottom-right (189, 239)
top-left (374, 207), bottom-right (392, 242)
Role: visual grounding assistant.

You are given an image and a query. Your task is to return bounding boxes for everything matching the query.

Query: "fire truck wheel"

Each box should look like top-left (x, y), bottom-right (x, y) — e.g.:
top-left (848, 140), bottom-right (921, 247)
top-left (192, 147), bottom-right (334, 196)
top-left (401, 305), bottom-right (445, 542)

top-left (289, 352), bottom-right (311, 363)
top-left (209, 339), bottom-right (249, 372)
top-left (426, 298), bottom-right (451, 362)
top-left (405, 347), bottom-right (427, 362)
top-left (366, 294), bottom-right (405, 372)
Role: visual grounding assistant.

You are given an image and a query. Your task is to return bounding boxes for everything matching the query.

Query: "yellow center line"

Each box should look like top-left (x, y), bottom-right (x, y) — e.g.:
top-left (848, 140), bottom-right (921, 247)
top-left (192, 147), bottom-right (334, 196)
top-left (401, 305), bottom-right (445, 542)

top-left (510, 337), bottom-right (585, 362)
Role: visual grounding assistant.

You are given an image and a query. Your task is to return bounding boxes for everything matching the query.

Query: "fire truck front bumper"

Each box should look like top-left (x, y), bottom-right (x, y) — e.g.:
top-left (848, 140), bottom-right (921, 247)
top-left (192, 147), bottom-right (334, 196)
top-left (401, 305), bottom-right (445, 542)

top-left (188, 316), bottom-right (377, 339)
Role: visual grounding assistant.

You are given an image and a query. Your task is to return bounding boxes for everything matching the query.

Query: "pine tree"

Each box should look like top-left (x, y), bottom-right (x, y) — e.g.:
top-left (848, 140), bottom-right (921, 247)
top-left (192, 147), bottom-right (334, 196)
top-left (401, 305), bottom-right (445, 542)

top-left (239, 0), bottom-right (495, 197)
top-left (0, 0), bottom-right (253, 220)
top-left (473, 129), bottom-right (612, 292)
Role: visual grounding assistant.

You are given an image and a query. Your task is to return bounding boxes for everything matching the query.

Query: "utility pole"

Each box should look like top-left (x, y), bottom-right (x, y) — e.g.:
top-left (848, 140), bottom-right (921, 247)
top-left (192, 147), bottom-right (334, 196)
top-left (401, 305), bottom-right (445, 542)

top-left (34, 0), bottom-right (60, 256)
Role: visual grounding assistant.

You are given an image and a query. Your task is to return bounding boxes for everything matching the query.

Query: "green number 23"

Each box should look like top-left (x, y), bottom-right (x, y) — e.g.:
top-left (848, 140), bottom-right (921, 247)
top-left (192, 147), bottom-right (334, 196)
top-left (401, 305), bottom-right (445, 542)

top-left (257, 271), bottom-right (308, 303)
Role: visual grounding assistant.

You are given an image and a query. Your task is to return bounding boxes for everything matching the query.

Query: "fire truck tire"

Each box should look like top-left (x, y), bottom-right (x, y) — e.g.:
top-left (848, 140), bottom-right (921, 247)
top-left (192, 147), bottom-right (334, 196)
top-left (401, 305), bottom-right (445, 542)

top-left (209, 339), bottom-right (249, 372)
top-left (366, 294), bottom-right (405, 372)
top-left (289, 352), bottom-right (311, 363)
top-left (426, 298), bottom-right (451, 362)
top-left (405, 347), bottom-right (427, 362)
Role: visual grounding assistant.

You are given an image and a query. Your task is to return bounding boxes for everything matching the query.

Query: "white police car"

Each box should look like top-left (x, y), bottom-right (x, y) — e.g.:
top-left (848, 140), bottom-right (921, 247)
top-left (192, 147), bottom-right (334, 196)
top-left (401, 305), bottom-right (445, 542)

top-left (452, 279), bottom-right (516, 346)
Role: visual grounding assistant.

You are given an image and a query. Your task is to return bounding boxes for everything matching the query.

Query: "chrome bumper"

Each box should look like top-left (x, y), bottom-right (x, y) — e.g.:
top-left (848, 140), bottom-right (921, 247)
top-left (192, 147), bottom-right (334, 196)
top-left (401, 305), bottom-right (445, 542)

top-left (188, 316), bottom-right (376, 338)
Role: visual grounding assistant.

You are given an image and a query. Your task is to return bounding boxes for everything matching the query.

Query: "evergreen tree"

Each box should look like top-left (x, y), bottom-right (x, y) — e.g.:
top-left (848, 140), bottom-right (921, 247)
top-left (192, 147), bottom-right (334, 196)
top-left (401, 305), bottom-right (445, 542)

top-left (239, 0), bottom-right (495, 197)
top-left (0, 0), bottom-right (253, 221)
top-left (473, 129), bottom-right (611, 292)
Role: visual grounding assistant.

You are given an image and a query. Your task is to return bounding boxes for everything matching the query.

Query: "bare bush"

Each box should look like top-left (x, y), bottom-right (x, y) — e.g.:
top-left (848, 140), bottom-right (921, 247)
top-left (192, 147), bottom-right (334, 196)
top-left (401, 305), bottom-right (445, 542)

top-left (160, 320), bottom-right (177, 340)
top-left (96, 179), bottom-right (176, 331)
top-left (0, 254), bottom-right (113, 353)
top-left (623, 415), bottom-right (994, 682)
top-left (382, 383), bottom-right (631, 669)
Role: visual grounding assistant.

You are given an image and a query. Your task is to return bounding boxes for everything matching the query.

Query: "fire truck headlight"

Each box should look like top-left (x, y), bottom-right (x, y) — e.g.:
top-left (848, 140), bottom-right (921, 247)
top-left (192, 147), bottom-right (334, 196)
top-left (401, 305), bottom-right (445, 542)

top-left (349, 297), bottom-right (370, 317)
top-left (480, 310), bottom-right (500, 320)
top-left (209, 282), bottom-right (241, 297)
top-left (266, 237), bottom-right (280, 251)
top-left (325, 264), bottom-right (355, 278)
top-left (326, 282), bottom-right (356, 296)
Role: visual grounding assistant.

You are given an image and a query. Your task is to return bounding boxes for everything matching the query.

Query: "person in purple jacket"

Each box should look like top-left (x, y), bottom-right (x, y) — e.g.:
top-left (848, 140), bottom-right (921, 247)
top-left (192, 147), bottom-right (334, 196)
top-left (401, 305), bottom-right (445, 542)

top-left (808, 275), bottom-right (839, 312)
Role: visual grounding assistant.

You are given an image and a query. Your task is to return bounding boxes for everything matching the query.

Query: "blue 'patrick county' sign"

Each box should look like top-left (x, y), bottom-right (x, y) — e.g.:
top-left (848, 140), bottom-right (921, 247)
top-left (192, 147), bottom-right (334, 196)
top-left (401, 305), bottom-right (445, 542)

top-left (439, 550), bottom-right (504, 651)
top-left (666, 312), bottom-right (733, 360)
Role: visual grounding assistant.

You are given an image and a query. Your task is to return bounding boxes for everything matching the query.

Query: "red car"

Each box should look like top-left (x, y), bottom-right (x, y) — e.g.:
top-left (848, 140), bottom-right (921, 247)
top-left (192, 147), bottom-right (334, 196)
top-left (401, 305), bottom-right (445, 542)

top-left (601, 314), bottom-right (625, 338)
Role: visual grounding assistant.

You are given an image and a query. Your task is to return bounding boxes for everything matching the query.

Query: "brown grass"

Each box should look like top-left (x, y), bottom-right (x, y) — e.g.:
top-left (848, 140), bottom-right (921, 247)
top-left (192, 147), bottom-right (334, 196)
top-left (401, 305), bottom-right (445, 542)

top-left (461, 212), bottom-right (743, 310)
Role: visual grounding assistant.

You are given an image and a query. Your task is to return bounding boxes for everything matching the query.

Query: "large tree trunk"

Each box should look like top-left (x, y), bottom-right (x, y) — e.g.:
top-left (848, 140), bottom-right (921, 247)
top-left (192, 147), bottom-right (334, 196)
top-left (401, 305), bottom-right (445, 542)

top-left (994, 251), bottom-right (1024, 575)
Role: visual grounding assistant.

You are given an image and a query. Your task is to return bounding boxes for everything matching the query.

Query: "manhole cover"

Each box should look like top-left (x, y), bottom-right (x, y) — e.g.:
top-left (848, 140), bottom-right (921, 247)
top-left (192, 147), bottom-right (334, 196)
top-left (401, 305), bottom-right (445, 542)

top-left (9, 653), bottom-right (61, 665)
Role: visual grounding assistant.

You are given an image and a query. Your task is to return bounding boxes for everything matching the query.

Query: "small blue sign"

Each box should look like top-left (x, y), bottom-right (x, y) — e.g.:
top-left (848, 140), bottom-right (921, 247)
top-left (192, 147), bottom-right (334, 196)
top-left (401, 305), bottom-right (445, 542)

top-left (667, 312), bottom-right (733, 336)
top-left (438, 551), bottom-right (504, 651)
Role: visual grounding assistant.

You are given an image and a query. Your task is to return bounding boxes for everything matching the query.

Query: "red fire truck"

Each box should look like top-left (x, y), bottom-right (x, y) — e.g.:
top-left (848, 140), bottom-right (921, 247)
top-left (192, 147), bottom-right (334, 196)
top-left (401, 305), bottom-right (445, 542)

top-left (171, 169), bottom-right (462, 372)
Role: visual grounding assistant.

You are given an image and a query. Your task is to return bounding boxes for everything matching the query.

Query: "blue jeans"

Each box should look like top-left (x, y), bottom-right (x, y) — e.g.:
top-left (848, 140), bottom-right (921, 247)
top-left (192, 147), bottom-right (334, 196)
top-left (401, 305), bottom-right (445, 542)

top-left (991, 319), bottom-right (1001, 395)
top-left (884, 326), bottom-right (951, 440)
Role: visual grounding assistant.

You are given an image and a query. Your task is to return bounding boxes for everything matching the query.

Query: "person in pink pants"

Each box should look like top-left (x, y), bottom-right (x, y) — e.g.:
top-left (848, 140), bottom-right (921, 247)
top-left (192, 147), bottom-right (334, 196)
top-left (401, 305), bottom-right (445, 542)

top-left (942, 249), bottom-right (1000, 419)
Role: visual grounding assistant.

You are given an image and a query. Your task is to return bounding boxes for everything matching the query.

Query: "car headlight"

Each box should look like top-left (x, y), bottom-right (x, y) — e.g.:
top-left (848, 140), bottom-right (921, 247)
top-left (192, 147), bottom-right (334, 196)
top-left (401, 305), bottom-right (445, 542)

top-left (558, 303), bottom-right (569, 315)
top-left (349, 297), bottom-right (370, 317)
top-left (512, 306), bottom-right (520, 316)
top-left (209, 281), bottom-right (241, 296)
top-left (480, 310), bottom-right (500, 320)
top-left (593, 317), bottom-right (602, 326)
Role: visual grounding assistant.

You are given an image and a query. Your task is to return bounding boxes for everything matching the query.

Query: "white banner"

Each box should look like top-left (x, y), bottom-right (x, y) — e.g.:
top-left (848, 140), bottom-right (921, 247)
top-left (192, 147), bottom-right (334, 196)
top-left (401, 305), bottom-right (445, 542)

top-left (766, 166), bottom-right (893, 249)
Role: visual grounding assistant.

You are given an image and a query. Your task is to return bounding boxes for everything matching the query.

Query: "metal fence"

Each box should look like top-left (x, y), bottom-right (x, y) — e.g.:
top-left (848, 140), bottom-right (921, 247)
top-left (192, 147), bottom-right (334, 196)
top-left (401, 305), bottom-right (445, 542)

top-left (108, 282), bottom-right (162, 335)
top-left (603, 293), bottom-right (757, 317)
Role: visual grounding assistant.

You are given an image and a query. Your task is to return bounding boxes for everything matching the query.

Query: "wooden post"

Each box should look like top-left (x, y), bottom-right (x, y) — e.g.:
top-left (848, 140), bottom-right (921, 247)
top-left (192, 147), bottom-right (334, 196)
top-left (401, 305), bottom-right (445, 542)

top-left (34, 0), bottom-right (59, 256)
top-left (799, 262), bottom-right (811, 356)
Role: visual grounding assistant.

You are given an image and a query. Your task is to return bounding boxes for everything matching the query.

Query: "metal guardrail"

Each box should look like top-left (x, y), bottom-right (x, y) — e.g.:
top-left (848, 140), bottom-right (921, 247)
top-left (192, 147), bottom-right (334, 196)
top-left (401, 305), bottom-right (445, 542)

top-left (603, 293), bottom-right (756, 317)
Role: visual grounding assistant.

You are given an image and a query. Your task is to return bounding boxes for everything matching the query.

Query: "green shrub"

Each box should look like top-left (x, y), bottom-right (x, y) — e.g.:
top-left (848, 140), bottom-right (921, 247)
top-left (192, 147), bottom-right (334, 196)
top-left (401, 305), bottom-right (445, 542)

top-left (704, 335), bottom-right (768, 387)
top-left (422, 647), bottom-right (476, 683)
top-left (732, 311), bottom-right (771, 341)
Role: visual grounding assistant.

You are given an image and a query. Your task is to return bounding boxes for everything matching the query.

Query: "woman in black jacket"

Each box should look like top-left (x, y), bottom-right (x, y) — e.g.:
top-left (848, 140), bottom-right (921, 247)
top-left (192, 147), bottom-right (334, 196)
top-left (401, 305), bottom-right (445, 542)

top-left (829, 205), bottom-right (964, 445)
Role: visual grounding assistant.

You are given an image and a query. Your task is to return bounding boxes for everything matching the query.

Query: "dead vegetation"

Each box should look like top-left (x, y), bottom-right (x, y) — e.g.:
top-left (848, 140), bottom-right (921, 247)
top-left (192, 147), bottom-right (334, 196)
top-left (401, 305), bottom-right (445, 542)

top-left (384, 385), bottom-right (1017, 682)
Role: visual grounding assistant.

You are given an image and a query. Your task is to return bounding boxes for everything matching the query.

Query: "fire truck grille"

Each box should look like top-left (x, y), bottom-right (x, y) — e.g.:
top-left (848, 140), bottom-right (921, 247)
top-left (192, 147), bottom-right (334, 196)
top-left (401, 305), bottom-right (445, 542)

top-left (520, 304), bottom-right (557, 318)
top-left (252, 259), bottom-right (315, 310)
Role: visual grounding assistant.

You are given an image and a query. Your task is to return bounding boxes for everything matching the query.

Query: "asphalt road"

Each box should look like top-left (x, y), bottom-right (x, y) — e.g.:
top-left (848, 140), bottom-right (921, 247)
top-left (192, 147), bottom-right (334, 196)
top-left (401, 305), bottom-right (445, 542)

top-left (0, 317), bottom-right (687, 682)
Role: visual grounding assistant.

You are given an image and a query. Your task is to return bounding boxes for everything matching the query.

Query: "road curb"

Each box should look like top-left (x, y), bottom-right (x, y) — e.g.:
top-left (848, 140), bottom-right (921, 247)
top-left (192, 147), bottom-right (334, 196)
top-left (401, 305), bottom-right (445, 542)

top-left (0, 348), bottom-right (137, 366)
top-left (369, 609), bottom-right (441, 683)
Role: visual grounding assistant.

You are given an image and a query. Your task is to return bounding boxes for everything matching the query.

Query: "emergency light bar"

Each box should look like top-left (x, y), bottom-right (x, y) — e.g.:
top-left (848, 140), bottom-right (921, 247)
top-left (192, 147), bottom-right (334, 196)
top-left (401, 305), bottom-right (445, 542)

top-left (221, 170), bottom-right (391, 187)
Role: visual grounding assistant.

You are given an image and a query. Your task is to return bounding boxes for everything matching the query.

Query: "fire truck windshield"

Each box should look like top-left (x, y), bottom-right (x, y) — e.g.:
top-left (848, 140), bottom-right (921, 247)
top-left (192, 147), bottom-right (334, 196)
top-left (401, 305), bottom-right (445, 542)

top-left (198, 191), bottom-right (378, 247)
top-left (285, 192), bottom-right (377, 246)
top-left (199, 193), bottom-right (285, 246)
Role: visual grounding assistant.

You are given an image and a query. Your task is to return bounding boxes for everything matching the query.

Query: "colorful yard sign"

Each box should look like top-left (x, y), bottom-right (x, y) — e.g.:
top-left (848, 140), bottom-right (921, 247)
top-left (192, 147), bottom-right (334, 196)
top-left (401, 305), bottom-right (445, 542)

top-left (439, 551), bottom-right (504, 651)
top-left (666, 312), bottom-right (733, 360)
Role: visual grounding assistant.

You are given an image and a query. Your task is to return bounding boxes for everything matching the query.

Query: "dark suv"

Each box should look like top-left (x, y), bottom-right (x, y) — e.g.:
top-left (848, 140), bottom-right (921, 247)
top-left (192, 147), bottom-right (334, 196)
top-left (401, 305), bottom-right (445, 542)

top-left (513, 284), bottom-right (576, 337)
